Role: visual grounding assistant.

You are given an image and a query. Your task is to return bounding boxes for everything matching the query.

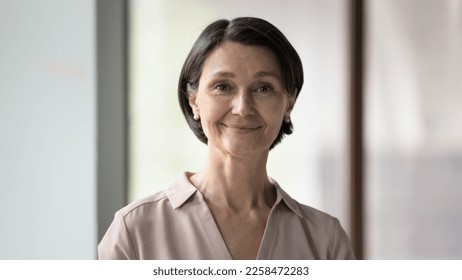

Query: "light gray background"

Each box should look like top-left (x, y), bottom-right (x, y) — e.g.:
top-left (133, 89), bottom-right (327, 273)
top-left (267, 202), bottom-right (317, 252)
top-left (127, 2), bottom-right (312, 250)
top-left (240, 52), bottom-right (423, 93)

top-left (0, 0), bottom-right (126, 259)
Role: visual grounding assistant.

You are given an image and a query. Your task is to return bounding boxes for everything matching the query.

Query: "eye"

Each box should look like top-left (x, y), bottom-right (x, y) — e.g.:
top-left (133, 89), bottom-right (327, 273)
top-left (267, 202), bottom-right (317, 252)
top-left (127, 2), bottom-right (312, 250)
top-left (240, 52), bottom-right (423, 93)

top-left (213, 83), bottom-right (231, 92)
top-left (256, 84), bottom-right (274, 93)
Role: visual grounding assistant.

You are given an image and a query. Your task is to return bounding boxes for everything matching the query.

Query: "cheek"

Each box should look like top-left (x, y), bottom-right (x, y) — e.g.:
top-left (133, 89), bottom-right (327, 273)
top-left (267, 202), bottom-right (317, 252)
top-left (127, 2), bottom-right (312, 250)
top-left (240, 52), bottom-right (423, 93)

top-left (197, 93), bottom-right (228, 116)
top-left (198, 102), bottom-right (225, 136)
top-left (264, 102), bottom-right (286, 123)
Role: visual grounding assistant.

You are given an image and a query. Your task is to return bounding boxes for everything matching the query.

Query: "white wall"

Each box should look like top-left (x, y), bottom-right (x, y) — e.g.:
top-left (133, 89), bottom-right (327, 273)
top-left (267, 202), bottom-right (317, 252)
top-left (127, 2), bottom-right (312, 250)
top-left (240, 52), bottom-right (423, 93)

top-left (0, 0), bottom-right (97, 259)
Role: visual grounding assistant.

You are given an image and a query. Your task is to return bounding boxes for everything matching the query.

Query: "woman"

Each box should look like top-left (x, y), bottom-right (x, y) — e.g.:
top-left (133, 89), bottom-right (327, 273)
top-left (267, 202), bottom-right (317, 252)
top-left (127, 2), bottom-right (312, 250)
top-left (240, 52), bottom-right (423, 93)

top-left (98, 17), bottom-right (355, 260)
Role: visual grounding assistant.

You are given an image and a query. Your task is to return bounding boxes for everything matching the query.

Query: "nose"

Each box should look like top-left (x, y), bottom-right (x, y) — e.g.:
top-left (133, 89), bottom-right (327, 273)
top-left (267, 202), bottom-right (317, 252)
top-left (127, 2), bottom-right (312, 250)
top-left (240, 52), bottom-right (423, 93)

top-left (232, 91), bottom-right (254, 117)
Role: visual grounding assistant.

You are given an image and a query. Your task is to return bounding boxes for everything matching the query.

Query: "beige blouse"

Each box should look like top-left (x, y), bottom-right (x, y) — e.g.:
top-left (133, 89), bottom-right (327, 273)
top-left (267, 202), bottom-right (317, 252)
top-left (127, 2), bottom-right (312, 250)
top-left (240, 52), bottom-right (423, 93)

top-left (98, 172), bottom-right (355, 260)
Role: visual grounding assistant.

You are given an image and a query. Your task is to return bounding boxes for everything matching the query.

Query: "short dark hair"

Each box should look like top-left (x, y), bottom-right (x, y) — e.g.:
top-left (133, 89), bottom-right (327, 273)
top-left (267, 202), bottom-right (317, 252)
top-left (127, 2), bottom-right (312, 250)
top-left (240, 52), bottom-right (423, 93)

top-left (178, 17), bottom-right (304, 149)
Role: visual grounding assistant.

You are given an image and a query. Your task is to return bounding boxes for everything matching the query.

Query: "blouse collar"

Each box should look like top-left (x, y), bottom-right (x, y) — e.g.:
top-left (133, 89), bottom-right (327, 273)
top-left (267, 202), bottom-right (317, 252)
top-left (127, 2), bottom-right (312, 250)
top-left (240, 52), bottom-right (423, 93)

top-left (166, 172), bottom-right (303, 218)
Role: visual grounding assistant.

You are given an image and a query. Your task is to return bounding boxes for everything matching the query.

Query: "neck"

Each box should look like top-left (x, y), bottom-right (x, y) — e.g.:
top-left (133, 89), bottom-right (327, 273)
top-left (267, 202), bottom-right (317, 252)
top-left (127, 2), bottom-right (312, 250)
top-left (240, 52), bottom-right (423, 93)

top-left (190, 146), bottom-right (274, 211)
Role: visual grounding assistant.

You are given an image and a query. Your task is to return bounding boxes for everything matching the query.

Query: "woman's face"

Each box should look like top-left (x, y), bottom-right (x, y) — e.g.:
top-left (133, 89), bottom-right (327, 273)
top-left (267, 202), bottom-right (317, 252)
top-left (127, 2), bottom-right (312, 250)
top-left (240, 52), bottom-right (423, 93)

top-left (188, 41), bottom-right (295, 157)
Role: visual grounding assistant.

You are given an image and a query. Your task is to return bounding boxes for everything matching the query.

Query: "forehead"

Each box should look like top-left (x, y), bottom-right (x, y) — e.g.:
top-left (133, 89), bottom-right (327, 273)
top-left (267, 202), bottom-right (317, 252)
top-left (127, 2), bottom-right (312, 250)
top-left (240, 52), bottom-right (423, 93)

top-left (201, 41), bottom-right (281, 78)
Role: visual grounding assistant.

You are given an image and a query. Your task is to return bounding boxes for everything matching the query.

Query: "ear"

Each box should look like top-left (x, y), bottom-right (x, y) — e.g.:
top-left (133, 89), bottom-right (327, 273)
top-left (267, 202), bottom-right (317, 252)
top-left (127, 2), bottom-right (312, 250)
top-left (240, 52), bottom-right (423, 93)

top-left (284, 94), bottom-right (296, 119)
top-left (188, 91), bottom-right (200, 117)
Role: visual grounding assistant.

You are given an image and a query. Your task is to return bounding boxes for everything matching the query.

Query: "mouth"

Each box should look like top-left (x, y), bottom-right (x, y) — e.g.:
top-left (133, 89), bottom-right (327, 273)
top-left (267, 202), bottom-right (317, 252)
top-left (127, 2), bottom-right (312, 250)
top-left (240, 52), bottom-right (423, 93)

top-left (221, 123), bottom-right (261, 132)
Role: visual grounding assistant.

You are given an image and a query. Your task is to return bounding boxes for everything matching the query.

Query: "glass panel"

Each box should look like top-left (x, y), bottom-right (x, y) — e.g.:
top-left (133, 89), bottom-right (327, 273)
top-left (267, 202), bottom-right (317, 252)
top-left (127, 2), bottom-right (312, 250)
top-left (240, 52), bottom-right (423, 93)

top-left (365, 0), bottom-right (462, 259)
top-left (129, 0), bottom-right (350, 232)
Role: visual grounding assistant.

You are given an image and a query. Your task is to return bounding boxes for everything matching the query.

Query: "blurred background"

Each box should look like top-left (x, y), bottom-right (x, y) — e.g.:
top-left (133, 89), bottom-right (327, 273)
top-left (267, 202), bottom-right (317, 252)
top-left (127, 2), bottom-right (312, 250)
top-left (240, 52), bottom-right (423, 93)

top-left (1, 0), bottom-right (461, 259)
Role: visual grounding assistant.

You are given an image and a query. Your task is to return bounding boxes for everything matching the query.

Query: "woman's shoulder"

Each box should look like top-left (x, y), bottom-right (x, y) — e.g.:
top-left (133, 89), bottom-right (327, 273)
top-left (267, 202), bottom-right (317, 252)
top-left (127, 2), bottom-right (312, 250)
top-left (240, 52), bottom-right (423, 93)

top-left (298, 203), bottom-right (341, 231)
top-left (272, 182), bottom-right (345, 237)
top-left (118, 189), bottom-right (170, 217)
top-left (297, 202), bottom-right (338, 224)
top-left (271, 179), bottom-right (340, 226)
top-left (273, 185), bottom-right (355, 259)
top-left (117, 172), bottom-right (198, 218)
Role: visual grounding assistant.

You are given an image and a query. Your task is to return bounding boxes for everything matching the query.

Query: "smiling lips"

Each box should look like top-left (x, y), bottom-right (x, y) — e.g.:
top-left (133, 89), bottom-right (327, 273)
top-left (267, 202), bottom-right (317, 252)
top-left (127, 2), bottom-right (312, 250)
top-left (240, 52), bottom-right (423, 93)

top-left (222, 123), bottom-right (261, 132)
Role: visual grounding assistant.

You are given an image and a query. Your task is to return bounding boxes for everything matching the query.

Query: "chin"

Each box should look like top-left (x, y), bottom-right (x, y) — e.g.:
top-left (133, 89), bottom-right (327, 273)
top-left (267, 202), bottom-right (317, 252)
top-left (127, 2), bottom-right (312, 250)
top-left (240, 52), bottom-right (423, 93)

top-left (221, 143), bottom-right (269, 158)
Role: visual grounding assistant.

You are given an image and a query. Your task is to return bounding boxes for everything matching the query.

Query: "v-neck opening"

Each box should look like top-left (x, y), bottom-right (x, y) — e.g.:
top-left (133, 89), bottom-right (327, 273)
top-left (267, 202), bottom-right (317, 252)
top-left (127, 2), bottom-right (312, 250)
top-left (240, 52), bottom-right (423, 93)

top-left (255, 200), bottom-right (279, 259)
top-left (195, 192), bottom-right (233, 260)
top-left (195, 189), bottom-right (281, 260)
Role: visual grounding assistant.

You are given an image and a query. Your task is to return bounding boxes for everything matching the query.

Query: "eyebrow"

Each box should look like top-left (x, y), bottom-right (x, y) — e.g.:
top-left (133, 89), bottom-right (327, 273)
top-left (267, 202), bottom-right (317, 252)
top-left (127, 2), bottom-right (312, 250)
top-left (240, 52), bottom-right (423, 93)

top-left (254, 71), bottom-right (281, 80)
top-left (209, 71), bottom-right (281, 81)
top-left (210, 71), bottom-right (235, 78)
